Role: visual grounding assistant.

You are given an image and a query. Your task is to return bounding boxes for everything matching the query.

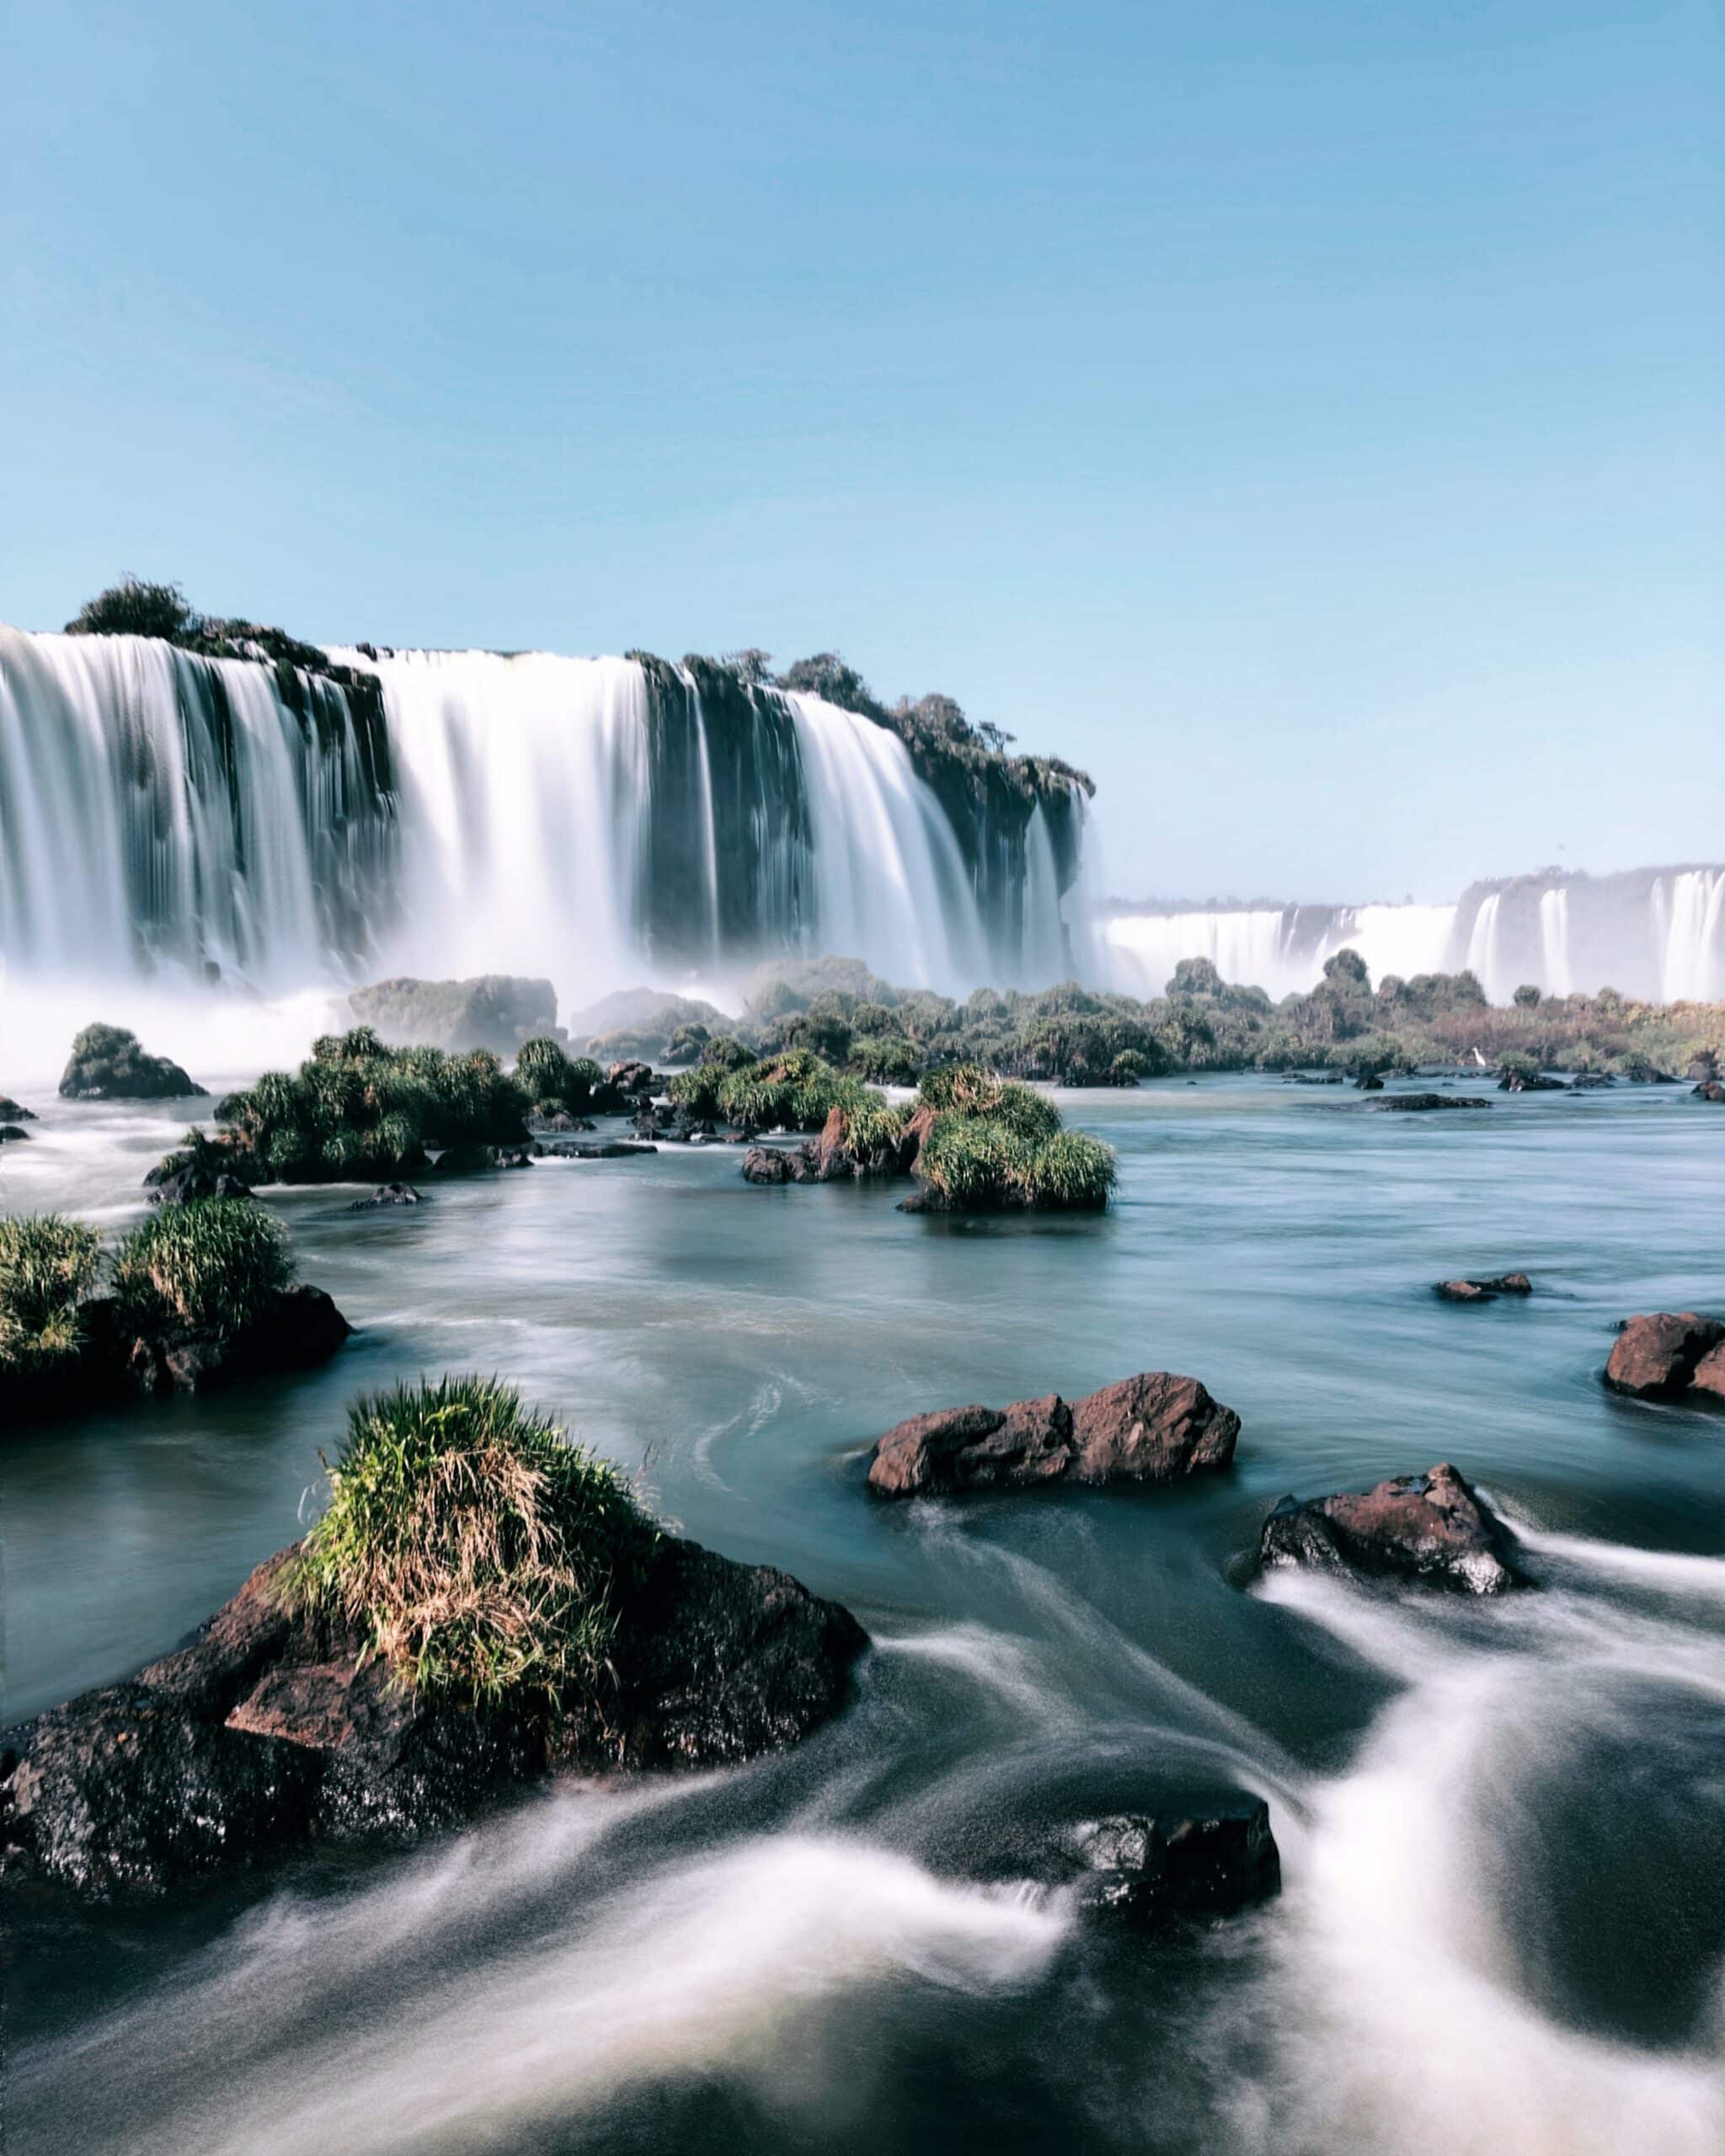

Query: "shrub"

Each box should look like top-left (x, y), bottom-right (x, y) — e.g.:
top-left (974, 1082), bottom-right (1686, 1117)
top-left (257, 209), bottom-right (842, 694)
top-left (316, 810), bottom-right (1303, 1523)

top-left (665, 1022), bottom-right (710, 1063)
top-left (112, 1198), bottom-right (293, 1337)
top-left (915, 1114), bottom-right (1036, 1208)
top-left (0, 1214), bottom-right (101, 1372)
top-left (291, 1377), bottom-right (654, 1716)
top-left (846, 1032), bottom-right (923, 1085)
top-left (515, 1037), bottom-right (602, 1112)
top-left (718, 1048), bottom-right (847, 1134)
top-left (1017, 1130), bottom-right (1119, 1210)
top-left (1109, 1051), bottom-right (1149, 1084)
top-left (1513, 985), bottom-right (1542, 1009)
top-left (699, 1034), bottom-right (758, 1074)
top-left (65, 575), bottom-right (194, 641)
top-left (917, 1063), bottom-right (1061, 1145)
top-left (59, 1022), bottom-right (204, 1102)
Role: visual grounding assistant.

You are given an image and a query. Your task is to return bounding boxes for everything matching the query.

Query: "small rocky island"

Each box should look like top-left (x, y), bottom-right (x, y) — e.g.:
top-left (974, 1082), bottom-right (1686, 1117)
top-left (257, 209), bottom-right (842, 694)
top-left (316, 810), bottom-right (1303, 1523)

top-left (1259, 1461), bottom-right (1527, 1593)
top-left (1, 1378), bottom-right (866, 1897)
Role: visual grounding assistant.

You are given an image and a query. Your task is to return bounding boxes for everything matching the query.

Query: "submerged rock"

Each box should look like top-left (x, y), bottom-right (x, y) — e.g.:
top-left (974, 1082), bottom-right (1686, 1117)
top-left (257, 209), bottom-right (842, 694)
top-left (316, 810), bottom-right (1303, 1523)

top-left (0, 1123), bottom-right (30, 1143)
top-left (350, 1182), bottom-right (424, 1209)
top-left (1434, 1272), bottom-right (1533, 1302)
top-left (1692, 1081), bottom-right (1725, 1104)
top-left (868, 1371), bottom-right (1240, 1497)
top-left (1604, 1313), bottom-right (1725, 1400)
top-left (58, 1023), bottom-right (205, 1102)
top-left (0, 1096), bottom-right (37, 1120)
top-left (1367, 1093), bottom-right (1492, 1113)
top-left (1258, 1460), bottom-right (1525, 1593)
top-left (1, 1534), bottom-right (866, 1899)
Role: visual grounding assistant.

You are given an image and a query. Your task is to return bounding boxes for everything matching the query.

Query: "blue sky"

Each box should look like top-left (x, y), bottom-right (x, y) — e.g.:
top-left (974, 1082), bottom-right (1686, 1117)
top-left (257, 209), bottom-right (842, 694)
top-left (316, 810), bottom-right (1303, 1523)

top-left (6, 1), bottom-right (1719, 902)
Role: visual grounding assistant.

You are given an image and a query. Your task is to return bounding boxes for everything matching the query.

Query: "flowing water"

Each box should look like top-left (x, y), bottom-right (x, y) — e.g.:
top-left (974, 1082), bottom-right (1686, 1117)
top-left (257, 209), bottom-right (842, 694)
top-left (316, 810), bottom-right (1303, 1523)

top-left (6, 1078), bottom-right (1725, 2155)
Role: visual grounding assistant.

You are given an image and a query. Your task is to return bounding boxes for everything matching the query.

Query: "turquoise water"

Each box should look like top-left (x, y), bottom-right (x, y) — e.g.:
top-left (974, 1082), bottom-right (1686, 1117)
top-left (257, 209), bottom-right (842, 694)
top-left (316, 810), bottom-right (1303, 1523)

top-left (8, 1077), bottom-right (1725, 2154)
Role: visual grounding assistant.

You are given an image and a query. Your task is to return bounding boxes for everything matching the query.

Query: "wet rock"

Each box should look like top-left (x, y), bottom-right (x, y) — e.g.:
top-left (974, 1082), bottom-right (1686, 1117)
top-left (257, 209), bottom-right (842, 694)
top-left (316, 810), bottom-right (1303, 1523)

top-left (1367, 1093), bottom-right (1491, 1112)
top-left (868, 1372), bottom-right (1239, 1497)
top-left (536, 1139), bottom-right (655, 1161)
top-left (527, 1108), bottom-right (596, 1134)
top-left (0, 1096), bottom-right (36, 1120)
top-left (0, 1123), bottom-right (30, 1143)
top-left (1055, 1799), bottom-right (1280, 1925)
top-left (121, 1285), bottom-right (353, 1396)
top-left (2, 1533), bottom-right (866, 1899)
top-left (1284, 1070), bottom-right (1345, 1086)
top-left (1434, 1272), bottom-right (1533, 1302)
top-left (1604, 1313), bottom-right (1725, 1400)
top-left (1569, 1073), bottom-right (1616, 1090)
top-left (58, 1023), bottom-right (206, 1102)
top-left (1354, 1072), bottom-right (1383, 1091)
top-left (432, 1142), bottom-right (531, 1174)
top-left (1498, 1070), bottom-right (1567, 1092)
top-left (145, 1160), bottom-right (254, 1204)
top-left (350, 1182), bottom-right (424, 1209)
top-left (741, 1144), bottom-right (802, 1185)
top-left (606, 1059), bottom-right (657, 1099)
top-left (1259, 1461), bottom-right (1525, 1593)
top-left (1690, 1344), bottom-right (1725, 1403)
top-left (1692, 1081), bottom-right (1725, 1104)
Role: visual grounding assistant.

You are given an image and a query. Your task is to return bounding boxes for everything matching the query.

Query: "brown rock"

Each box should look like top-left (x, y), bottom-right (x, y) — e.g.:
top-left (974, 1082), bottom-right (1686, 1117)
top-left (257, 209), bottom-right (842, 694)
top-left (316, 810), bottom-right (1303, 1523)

top-left (1260, 1461), bottom-right (1525, 1594)
top-left (867, 1373), bottom-right (1236, 1497)
top-left (1604, 1313), bottom-right (1725, 1400)
top-left (1686, 1342), bottom-right (1725, 1403)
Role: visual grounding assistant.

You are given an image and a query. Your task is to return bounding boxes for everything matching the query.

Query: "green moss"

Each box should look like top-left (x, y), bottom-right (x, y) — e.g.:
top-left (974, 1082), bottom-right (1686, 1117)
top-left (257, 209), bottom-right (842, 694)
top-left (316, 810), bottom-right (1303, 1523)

top-left (290, 1377), bottom-right (655, 1716)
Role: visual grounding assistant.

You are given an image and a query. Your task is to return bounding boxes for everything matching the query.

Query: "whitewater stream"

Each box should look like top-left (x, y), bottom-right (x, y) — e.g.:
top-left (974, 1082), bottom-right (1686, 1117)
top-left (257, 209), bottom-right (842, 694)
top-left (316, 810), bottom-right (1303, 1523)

top-left (5, 1077), bottom-right (1725, 2155)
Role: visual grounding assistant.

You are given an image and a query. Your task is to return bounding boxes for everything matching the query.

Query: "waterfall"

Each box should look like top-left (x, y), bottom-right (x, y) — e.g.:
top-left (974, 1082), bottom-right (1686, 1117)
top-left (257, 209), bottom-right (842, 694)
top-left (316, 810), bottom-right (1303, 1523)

top-left (0, 628), bottom-right (1086, 1017)
top-left (1104, 869), bottom-right (1725, 1005)
top-left (0, 626), bottom-right (396, 990)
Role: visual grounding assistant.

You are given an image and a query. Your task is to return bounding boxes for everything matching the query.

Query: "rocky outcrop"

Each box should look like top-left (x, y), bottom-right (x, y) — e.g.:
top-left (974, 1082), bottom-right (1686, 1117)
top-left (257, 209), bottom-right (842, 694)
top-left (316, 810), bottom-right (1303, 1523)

top-left (1367, 1093), bottom-right (1491, 1112)
top-left (868, 1371), bottom-right (1240, 1497)
top-left (145, 1158), bottom-right (255, 1204)
top-left (348, 975), bottom-right (563, 1055)
top-left (1, 1534), bottom-right (866, 1899)
top-left (1693, 1081), bottom-right (1725, 1104)
top-left (1259, 1461), bottom-right (1525, 1593)
top-left (0, 1096), bottom-right (37, 1120)
top-left (1434, 1272), bottom-right (1533, 1302)
top-left (431, 1142), bottom-right (534, 1174)
top-left (1498, 1070), bottom-right (1565, 1092)
top-left (1015, 1798), bottom-right (1280, 1926)
top-left (0, 1123), bottom-right (30, 1143)
top-left (1604, 1313), bottom-right (1725, 1401)
top-left (1, 1287), bottom-right (351, 1419)
top-left (350, 1182), bottom-right (424, 1208)
top-left (58, 1023), bottom-right (205, 1102)
top-left (606, 1060), bottom-right (658, 1099)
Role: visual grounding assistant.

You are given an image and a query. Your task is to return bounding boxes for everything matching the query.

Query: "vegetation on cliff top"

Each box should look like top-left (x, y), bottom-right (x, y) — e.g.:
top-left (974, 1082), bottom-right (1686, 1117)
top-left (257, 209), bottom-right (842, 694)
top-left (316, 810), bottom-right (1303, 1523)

top-left (291, 1377), bottom-right (654, 1715)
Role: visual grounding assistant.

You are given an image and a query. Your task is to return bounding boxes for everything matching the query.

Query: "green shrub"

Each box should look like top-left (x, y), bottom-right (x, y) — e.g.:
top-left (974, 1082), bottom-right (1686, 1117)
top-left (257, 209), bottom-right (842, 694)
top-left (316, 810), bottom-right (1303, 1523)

top-left (112, 1198), bottom-right (293, 1337)
top-left (847, 1032), bottom-right (923, 1085)
top-left (0, 1214), bottom-right (101, 1372)
top-left (1108, 1050), bottom-right (1150, 1084)
top-left (65, 575), bottom-right (194, 641)
top-left (916, 1063), bottom-right (1060, 1144)
top-left (290, 1377), bottom-right (654, 1716)
top-left (515, 1038), bottom-right (602, 1111)
top-left (665, 1022), bottom-right (710, 1062)
top-left (1017, 1130), bottom-right (1119, 1210)
top-left (718, 1048), bottom-right (848, 1134)
top-left (698, 1033), bottom-right (758, 1074)
top-left (914, 1114), bottom-right (1036, 1208)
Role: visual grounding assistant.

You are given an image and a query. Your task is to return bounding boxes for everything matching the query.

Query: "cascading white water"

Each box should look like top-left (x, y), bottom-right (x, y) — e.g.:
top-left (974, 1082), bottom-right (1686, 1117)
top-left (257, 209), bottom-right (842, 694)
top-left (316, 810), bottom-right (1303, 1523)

top-left (1462, 891), bottom-right (1504, 1004)
top-left (0, 628), bottom-right (1088, 1032)
top-left (1539, 887), bottom-right (1573, 998)
top-left (1105, 900), bottom-right (1455, 1001)
top-left (1653, 869), bottom-right (1725, 1002)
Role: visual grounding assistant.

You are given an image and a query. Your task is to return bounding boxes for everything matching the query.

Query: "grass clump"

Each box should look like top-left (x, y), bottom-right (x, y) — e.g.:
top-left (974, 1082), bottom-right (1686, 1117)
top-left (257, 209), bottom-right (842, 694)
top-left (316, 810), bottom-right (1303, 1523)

top-left (916, 1063), bottom-right (1062, 1145)
top-left (291, 1377), bottom-right (655, 1716)
top-left (911, 1062), bottom-right (1114, 1212)
top-left (717, 1047), bottom-right (848, 1134)
top-left (1016, 1129), bottom-right (1119, 1209)
top-left (915, 1116), bottom-right (1036, 1209)
top-left (211, 1028), bottom-right (531, 1182)
top-left (112, 1198), bottom-right (293, 1337)
top-left (0, 1214), bottom-right (101, 1374)
top-left (515, 1038), bottom-right (604, 1113)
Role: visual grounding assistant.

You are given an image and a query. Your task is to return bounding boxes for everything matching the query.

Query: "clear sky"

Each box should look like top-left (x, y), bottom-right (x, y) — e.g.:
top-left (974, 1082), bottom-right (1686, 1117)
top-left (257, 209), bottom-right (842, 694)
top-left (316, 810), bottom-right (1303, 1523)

top-left (6, 1), bottom-right (1719, 904)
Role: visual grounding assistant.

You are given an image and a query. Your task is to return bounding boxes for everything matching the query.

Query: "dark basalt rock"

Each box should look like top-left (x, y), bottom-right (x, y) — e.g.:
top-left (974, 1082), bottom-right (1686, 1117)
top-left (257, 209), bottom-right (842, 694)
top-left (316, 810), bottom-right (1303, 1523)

top-left (350, 1182), bottom-right (424, 1209)
top-left (741, 1144), bottom-right (805, 1185)
top-left (1354, 1072), bottom-right (1383, 1091)
top-left (1498, 1070), bottom-right (1567, 1091)
top-left (118, 1285), bottom-right (353, 1396)
top-left (1434, 1272), bottom-right (1533, 1303)
top-left (0, 1096), bottom-right (36, 1120)
top-left (1604, 1313), bottom-right (1725, 1400)
top-left (0, 1123), bottom-right (30, 1143)
top-left (145, 1160), bottom-right (254, 1204)
top-left (58, 1023), bottom-right (206, 1102)
top-left (432, 1142), bottom-right (532, 1174)
top-left (1367, 1093), bottom-right (1492, 1112)
top-left (606, 1060), bottom-right (658, 1100)
top-left (1692, 1081), bottom-right (1725, 1104)
top-left (1570, 1072), bottom-right (1616, 1089)
top-left (1040, 1800), bottom-right (1280, 1926)
top-left (528, 1108), bottom-right (597, 1134)
top-left (536, 1139), bottom-right (656, 1161)
top-left (1259, 1461), bottom-right (1525, 1593)
top-left (868, 1371), bottom-right (1240, 1497)
top-left (1, 1534), bottom-right (866, 1899)
top-left (1284, 1070), bottom-right (1345, 1086)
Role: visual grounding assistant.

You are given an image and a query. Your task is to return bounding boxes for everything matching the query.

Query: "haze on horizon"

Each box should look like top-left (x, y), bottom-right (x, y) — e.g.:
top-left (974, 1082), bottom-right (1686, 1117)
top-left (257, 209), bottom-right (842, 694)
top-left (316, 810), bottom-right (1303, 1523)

top-left (6, 1), bottom-right (1719, 907)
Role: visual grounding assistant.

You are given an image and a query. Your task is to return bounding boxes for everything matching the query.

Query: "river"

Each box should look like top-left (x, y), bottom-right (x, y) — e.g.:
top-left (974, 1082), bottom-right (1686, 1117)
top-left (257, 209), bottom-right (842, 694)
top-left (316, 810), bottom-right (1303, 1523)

top-left (6, 1075), bottom-right (1724, 2155)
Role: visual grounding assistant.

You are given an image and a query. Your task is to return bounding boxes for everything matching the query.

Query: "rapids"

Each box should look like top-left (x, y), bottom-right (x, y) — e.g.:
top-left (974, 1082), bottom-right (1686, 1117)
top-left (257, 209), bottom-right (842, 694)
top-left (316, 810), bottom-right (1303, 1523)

top-left (6, 1074), bottom-right (1723, 2155)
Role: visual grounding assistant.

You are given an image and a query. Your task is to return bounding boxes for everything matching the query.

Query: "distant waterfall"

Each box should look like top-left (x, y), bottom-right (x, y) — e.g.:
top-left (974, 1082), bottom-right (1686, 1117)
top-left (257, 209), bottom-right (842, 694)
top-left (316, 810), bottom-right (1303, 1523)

top-left (1106, 869), bottom-right (1725, 1004)
top-left (0, 628), bottom-right (1090, 1006)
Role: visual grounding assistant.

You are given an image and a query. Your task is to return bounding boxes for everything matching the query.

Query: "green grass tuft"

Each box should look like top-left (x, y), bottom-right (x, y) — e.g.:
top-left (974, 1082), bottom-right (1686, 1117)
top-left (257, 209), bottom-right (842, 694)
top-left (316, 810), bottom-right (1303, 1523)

top-left (0, 1214), bottom-right (101, 1374)
top-left (112, 1198), bottom-right (293, 1337)
top-left (291, 1376), bottom-right (655, 1715)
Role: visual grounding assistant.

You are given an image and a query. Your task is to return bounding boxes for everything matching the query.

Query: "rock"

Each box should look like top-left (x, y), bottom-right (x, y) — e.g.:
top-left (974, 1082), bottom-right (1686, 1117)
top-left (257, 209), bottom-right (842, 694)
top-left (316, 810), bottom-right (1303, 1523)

top-left (527, 1108), bottom-right (596, 1134)
top-left (1354, 1072), bottom-right (1384, 1091)
top-left (1367, 1093), bottom-right (1491, 1112)
top-left (0, 1096), bottom-right (36, 1120)
top-left (742, 1145), bottom-right (799, 1185)
top-left (1498, 1070), bottom-right (1566, 1092)
top-left (0, 1123), bottom-right (30, 1143)
top-left (1054, 1799), bottom-right (1280, 1925)
top-left (431, 1142), bottom-right (531, 1174)
top-left (1259, 1461), bottom-right (1525, 1594)
top-left (2, 1533), bottom-right (865, 1899)
top-left (348, 975), bottom-right (563, 1056)
top-left (145, 1161), bottom-right (254, 1205)
top-left (868, 1372), bottom-right (1239, 1497)
top-left (1604, 1313), bottom-right (1725, 1400)
top-left (1434, 1272), bottom-right (1533, 1302)
top-left (536, 1140), bottom-right (655, 1161)
top-left (350, 1182), bottom-right (424, 1209)
top-left (606, 1060), bottom-right (657, 1099)
top-left (1692, 1081), bottom-right (1725, 1104)
top-left (126, 1285), bottom-right (353, 1396)
top-left (1690, 1344), bottom-right (1725, 1403)
top-left (58, 1023), bottom-right (205, 1102)
top-left (1569, 1073), bottom-right (1615, 1089)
